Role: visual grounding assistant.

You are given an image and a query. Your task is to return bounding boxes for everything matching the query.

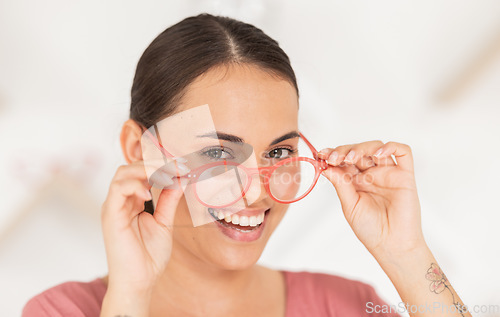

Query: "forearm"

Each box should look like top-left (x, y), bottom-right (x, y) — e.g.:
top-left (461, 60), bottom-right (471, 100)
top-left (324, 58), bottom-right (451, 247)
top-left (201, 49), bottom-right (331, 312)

top-left (375, 244), bottom-right (471, 317)
top-left (100, 287), bottom-right (152, 317)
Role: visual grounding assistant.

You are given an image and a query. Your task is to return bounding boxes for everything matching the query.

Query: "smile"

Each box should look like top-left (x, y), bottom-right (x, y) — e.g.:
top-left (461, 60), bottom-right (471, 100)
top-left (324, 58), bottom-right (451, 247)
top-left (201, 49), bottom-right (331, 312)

top-left (207, 207), bottom-right (270, 241)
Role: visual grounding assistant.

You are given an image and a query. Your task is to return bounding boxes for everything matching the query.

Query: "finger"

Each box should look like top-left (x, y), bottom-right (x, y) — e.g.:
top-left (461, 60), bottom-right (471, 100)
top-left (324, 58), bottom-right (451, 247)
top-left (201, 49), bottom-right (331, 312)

top-left (162, 160), bottom-right (190, 176)
top-left (344, 140), bottom-right (390, 171)
top-left (318, 144), bottom-right (355, 166)
top-left (147, 162), bottom-right (190, 189)
top-left (114, 160), bottom-right (190, 184)
top-left (373, 141), bottom-right (414, 172)
top-left (152, 178), bottom-right (189, 228)
top-left (317, 147), bottom-right (334, 160)
top-left (112, 163), bottom-right (149, 182)
top-left (102, 178), bottom-right (152, 222)
top-left (342, 140), bottom-right (383, 161)
top-left (370, 153), bottom-right (397, 167)
top-left (355, 156), bottom-right (377, 171)
top-left (341, 140), bottom-right (393, 167)
top-left (352, 169), bottom-right (378, 189)
top-left (110, 178), bottom-right (152, 200)
top-left (319, 140), bottom-right (393, 169)
top-left (321, 166), bottom-right (360, 215)
top-left (149, 169), bottom-right (175, 188)
top-left (143, 158), bottom-right (190, 176)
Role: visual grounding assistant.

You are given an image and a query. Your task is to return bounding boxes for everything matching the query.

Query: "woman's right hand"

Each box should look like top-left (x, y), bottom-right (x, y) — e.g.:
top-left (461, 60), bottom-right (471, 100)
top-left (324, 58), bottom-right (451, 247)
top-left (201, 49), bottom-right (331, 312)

top-left (100, 159), bottom-right (188, 316)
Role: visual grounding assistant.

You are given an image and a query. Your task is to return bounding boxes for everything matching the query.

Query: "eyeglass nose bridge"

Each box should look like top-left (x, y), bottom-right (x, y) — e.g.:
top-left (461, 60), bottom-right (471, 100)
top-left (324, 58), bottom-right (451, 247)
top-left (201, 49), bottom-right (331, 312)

top-left (238, 157), bottom-right (325, 205)
top-left (234, 165), bottom-right (276, 205)
top-left (238, 164), bottom-right (274, 180)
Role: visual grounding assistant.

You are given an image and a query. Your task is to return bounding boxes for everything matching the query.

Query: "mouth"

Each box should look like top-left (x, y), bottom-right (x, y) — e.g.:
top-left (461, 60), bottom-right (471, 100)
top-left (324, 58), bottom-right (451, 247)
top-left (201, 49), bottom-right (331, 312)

top-left (207, 207), bottom-right (270, 242)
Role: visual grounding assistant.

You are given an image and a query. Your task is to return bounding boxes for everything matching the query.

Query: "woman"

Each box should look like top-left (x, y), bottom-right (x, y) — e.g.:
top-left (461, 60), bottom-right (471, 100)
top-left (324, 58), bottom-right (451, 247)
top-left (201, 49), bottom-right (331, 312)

top-left (23, 14), bottom-right (470, 317)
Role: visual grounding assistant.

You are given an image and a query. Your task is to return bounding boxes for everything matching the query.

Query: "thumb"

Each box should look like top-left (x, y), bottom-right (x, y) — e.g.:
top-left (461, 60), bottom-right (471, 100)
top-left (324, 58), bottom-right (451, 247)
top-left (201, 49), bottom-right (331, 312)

top-left (321, 166), bottom-right (359, 215)
top-left (152, 177), bottom-right (188, 228)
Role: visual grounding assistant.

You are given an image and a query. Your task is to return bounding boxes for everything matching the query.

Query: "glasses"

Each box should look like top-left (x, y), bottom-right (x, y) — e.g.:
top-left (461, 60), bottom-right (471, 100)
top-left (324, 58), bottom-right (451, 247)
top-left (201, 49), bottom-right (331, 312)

top-left (143, 126), bottom-right (327, 208)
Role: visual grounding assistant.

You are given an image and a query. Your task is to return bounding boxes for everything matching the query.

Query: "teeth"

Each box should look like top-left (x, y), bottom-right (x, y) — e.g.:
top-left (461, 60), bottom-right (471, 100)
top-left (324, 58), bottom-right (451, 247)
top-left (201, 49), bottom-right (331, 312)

top-left (209, 208), bottom-right (265, 227)
top-left (231, 214), bottom-right (240, 225)
top-left (239, 216), bottom-right (249, 226)
top-left (249, 216), bottom-right (257, 227)
top-left (257, 213), bottom-right (264, 224)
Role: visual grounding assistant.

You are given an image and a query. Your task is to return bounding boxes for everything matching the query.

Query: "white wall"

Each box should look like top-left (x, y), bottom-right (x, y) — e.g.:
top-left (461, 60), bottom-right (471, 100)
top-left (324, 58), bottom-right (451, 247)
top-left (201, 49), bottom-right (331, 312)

top-left (1, 0), bottom-right (499, 316)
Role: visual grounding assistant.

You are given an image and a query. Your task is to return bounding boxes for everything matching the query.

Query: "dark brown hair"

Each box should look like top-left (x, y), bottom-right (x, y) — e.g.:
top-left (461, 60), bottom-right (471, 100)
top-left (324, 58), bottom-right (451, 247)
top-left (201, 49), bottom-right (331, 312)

top-left (130, 13), bottom-right (299, 214)
top-left (130, 13), bottom-right (299, 129)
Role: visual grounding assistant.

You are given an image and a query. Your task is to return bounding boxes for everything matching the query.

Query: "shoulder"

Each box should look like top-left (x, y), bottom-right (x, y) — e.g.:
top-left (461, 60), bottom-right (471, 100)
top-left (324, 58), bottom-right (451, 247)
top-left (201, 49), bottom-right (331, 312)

top-left (283, 270), bottom-right (400, 317)
top-left (22, 277), bottom-right (107, 317)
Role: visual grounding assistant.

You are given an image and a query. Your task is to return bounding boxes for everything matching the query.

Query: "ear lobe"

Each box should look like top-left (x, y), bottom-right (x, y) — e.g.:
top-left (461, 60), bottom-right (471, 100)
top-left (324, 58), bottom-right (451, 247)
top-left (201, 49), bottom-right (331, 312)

top-left (120, 119), bottom-right (144, 163)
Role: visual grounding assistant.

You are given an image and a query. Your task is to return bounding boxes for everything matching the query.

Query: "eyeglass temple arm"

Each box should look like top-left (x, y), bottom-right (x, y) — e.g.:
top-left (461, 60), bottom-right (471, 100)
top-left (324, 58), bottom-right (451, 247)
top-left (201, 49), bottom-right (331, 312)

top-left (299, 132), bottom-right (321, 160)
top-left (142, 126), bottom-right (188, 185)
top-left (142, 125), bottom-right (175, 158)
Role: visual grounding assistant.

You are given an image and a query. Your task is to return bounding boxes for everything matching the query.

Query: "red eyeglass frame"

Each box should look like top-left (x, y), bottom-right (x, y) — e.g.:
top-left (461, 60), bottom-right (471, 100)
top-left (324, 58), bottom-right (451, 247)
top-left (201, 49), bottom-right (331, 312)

top-left (142, 126), bottom-right (328, 207)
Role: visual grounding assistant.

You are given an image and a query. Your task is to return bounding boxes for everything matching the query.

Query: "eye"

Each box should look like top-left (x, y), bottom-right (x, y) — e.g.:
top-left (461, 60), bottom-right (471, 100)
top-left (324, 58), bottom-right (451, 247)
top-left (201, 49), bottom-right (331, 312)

top-left (203, 147), bottom-right (234, 160)
top-left (267, 147), bottom-right (296, 159)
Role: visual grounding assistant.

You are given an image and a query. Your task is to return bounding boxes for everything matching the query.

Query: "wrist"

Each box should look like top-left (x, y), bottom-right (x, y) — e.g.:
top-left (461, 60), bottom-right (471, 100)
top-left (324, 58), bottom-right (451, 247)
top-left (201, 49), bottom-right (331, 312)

top-left (369, 235), bottom-right (429, 266)
top-left (101, 286), bottom-right (153, 317)
top-left (374, 242), bottom-right (435, 284)
top-left (106, 273), bottom-right (157, 294)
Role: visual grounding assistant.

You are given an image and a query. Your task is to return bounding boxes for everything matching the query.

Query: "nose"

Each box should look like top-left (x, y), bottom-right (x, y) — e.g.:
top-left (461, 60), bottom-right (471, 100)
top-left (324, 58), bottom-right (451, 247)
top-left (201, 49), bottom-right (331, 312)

top-left (240, 167), bottom-right (273, 207)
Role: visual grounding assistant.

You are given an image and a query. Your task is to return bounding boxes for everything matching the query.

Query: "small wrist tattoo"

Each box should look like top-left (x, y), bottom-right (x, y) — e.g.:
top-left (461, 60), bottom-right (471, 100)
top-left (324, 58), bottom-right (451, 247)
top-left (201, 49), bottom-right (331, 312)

top-left (425, 263), bottom-right (468, 316)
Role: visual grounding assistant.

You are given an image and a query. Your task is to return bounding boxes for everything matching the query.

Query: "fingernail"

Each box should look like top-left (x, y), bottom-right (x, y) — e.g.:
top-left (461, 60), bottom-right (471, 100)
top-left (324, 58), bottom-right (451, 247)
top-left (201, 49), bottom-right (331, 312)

top-left (373, 148), bottom-right (383, 157)
top-left (345, 150), bottom-right (355, 162)
top-left (317, 149), bottom-right (328, 158)
top-left (173, 157), bottom-right (188, 163)
top-left (176, 163), bottom-right (190, 173)
top-left (328, 151), bottom-right (339, 163)
top-left (160, 173), bottom-right (174, 187)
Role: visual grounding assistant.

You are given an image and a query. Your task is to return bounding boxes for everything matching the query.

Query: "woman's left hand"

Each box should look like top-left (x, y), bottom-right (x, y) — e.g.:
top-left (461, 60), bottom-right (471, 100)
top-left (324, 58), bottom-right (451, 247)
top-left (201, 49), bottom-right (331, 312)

top-left (319, 141), bottom-right (426, 260)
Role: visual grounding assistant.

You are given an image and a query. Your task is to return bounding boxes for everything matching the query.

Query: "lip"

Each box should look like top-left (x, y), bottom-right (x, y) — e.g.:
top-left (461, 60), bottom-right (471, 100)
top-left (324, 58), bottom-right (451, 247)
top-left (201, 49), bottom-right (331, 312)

top-left (218, 207), bottom-right (269, 218)
top-left (209, 208), bottom-right (270, 242)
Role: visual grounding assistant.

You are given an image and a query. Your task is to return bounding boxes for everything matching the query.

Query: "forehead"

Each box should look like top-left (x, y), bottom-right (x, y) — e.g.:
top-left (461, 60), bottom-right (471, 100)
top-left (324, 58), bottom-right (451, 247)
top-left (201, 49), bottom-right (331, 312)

top-left (177, 64), bottom-right (299, 145)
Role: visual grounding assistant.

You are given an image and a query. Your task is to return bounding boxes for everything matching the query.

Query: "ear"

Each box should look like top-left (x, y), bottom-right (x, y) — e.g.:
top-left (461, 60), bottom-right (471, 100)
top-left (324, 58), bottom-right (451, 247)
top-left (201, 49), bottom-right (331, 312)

top-left (120, 119), bottom-right (144, 163)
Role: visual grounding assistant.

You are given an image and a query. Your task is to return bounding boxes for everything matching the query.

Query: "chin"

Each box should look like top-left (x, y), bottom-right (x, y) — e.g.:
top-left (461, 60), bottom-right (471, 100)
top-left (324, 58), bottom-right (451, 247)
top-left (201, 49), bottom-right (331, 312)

top-left (173, 203), bottom-right (286, 271)
top-left (210, 244), bottom-right (265, 271)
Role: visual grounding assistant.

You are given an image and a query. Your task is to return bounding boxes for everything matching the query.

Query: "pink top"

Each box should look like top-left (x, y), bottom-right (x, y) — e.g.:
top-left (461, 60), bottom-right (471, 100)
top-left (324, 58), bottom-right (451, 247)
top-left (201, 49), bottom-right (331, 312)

top-left (22, 271), bottom-right (401, 316)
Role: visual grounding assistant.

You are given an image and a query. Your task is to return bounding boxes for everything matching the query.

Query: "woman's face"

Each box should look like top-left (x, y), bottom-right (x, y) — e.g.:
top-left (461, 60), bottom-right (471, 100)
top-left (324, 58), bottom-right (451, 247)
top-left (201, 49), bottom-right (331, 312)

top-left (155, 64), bottom-right (299, 271)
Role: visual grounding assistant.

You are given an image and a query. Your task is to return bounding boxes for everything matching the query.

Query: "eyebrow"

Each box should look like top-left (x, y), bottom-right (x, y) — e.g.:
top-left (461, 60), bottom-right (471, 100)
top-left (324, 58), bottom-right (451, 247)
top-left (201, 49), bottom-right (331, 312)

top-left (197, 131), bottom-right (244, 143)
top-left (269, 131), bottom-right (300, 145)
top-left (197, 131), bottom-right (300, 146)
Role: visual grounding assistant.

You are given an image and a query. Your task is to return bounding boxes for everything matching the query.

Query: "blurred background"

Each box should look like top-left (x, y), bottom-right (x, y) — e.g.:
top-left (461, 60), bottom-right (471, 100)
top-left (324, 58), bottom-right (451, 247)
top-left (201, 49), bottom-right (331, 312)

top-left (1, 0), bottom-right (499, 315)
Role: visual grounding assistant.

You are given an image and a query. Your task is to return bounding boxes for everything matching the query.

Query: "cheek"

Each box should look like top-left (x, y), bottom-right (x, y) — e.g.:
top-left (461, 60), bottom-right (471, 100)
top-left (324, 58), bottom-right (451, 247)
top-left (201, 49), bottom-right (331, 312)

top-left (171, 201), bottom-right (212, 254)
top-left (150, 189), bottom-right (195, 228)
top-left (265, 204), bottom-right (289, 231)
top-left (172, 196), bottom-right (194, 227)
